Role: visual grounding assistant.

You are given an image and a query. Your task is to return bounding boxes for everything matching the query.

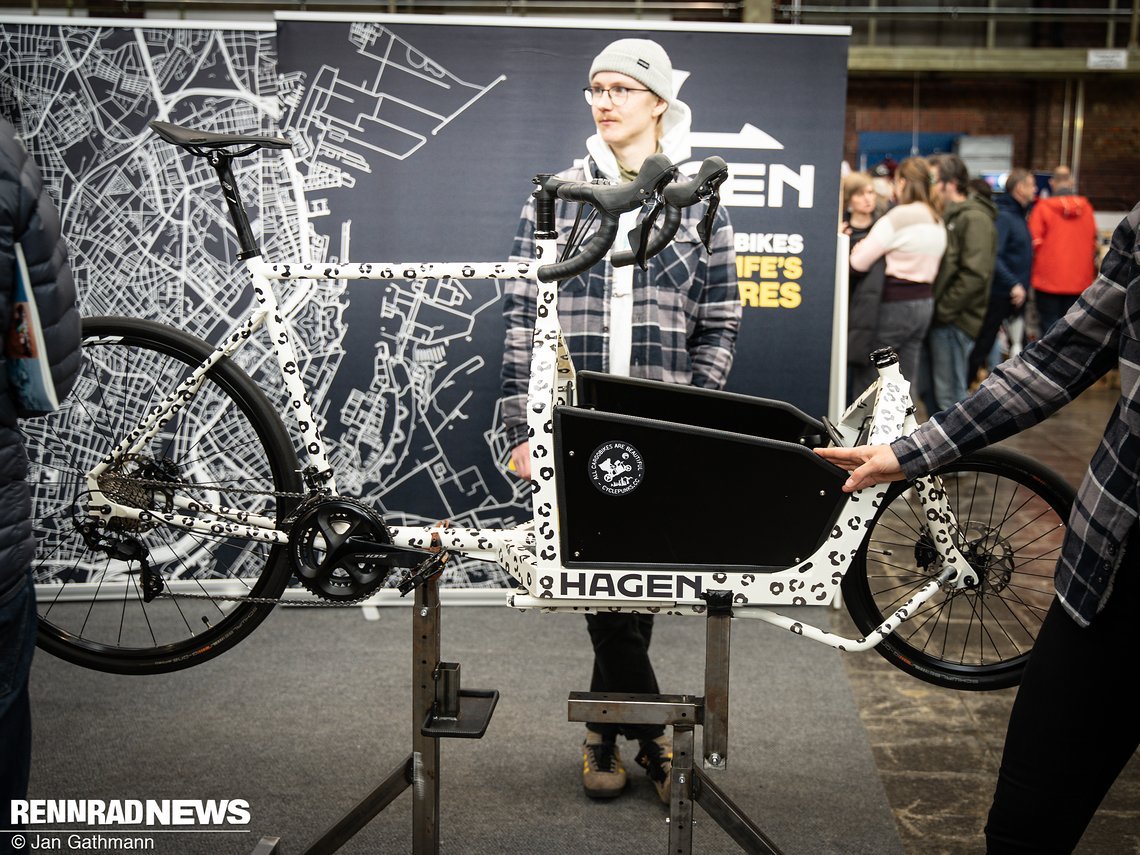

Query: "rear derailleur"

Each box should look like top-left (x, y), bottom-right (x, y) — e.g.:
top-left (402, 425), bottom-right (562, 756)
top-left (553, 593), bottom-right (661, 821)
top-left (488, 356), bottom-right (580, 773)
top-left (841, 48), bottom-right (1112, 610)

top-left (75, 519), bottom-right (165, 602)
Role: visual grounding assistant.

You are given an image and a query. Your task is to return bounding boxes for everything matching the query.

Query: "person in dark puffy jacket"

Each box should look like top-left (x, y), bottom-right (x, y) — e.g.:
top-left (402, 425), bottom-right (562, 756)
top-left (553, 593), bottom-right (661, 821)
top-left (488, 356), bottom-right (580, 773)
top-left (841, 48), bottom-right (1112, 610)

top-left (1, 114), bottom-right (81, 849)
top-left (968, 168), bottom-right (1036, 384)
top-left (841, 169), bottom-right (886, 400)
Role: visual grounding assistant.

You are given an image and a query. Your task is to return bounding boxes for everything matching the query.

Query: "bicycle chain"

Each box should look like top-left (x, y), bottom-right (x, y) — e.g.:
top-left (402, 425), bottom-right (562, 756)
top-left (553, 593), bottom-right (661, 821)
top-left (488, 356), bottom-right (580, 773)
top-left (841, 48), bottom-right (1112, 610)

top-left (100, 459), bottom-right (311, 501)
top-left (102, 459), bottom-right (448, 607)
top-left (152, 557), bottom-right (449, 608)
top-left (152, 589), bottom-right (377, 607)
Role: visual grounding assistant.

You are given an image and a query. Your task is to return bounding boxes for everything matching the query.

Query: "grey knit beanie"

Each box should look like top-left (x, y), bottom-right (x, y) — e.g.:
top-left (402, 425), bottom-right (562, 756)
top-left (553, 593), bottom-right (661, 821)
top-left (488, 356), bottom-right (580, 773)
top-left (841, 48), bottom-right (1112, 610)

top-left (588, 38), bottom-right (674, 103)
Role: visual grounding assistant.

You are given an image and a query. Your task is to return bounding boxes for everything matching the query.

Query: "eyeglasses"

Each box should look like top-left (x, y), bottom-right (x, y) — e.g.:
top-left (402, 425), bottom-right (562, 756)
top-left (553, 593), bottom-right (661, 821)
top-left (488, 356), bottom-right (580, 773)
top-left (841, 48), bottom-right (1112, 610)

top-left (583, 86), bottom-right (652, 106)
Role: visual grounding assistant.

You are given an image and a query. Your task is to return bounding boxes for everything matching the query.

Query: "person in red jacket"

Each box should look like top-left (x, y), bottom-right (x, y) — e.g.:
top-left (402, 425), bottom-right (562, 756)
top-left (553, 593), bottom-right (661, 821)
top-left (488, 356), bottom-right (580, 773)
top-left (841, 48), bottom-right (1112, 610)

top-left (1029, 166), bottom-right (1099, 336)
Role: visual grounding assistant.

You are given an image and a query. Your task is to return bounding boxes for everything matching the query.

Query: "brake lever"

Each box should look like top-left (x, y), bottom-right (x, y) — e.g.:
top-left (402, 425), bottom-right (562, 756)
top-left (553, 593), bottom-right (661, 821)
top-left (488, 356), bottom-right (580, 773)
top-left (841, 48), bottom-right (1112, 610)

top-left (626, 194), bottom-right (666, 270)
top-left (680, 158), bottom-right (728, 252)
top-left (698, 191), bottom-right (721, 252)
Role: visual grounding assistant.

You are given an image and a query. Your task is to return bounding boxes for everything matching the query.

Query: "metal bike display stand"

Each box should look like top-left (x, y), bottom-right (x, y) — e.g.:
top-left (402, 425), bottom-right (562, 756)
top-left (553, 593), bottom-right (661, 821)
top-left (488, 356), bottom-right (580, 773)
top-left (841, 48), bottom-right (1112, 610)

top-left (251, 584), bottom-right (781, 855)
top-left (569, 591), bottom-right (785, 855)
top-left (251, 566), bottom-right (499, 855)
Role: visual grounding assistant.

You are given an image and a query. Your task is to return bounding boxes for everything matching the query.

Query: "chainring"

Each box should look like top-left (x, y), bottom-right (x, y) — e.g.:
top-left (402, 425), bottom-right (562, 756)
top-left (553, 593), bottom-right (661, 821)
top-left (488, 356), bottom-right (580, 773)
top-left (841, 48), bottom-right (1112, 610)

top-left (288, 496), bottom-right (396, 602)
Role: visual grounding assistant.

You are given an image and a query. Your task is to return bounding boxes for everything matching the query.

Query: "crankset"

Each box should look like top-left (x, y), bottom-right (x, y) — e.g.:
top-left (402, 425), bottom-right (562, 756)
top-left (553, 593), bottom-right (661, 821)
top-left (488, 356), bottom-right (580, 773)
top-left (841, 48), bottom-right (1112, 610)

top-left (288, 496), bottom-right (433, 602)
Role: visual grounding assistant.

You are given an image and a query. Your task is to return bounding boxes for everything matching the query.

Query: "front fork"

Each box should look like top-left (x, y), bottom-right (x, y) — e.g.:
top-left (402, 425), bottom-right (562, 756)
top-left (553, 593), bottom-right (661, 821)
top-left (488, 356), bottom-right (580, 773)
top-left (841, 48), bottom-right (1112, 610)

top-left (864, 353), bottom-right (981, 592)
top-left (911, 472), bottom-right (982, 591)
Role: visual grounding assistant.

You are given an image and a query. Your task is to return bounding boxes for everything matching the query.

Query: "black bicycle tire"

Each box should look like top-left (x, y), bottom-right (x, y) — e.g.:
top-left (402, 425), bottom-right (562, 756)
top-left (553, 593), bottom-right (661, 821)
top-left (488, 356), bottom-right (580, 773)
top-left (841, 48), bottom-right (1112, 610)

top-left (842, 446), bottom-right (1075, 691)
top-left (27, 316), bottom-right (302, 675)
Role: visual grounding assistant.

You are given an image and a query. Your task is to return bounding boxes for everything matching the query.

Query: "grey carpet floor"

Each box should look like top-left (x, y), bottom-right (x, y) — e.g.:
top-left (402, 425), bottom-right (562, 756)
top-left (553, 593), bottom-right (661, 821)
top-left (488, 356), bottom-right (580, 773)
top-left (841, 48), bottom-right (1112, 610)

top-left (27, 603), bottom-right (904, 855)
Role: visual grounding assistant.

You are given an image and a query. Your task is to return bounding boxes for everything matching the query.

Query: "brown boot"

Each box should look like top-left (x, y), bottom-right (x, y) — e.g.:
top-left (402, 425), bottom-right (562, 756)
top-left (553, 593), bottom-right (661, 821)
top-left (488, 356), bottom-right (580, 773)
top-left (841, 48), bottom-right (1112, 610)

top-left (582, 730), bottom-right (627, 799)
top-left (635, 733), bottom-right (673, 803)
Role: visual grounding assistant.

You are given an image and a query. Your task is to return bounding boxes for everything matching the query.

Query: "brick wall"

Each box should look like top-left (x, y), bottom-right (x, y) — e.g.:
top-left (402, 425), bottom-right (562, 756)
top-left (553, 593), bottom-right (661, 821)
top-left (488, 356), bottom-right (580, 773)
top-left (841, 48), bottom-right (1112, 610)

top-left (846, 75), bottom-right (1140, 212)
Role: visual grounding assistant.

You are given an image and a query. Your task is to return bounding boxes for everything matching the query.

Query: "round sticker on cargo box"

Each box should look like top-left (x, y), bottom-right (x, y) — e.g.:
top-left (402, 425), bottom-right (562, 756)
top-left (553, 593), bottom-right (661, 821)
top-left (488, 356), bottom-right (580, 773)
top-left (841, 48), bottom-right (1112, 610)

top-left (588, 441), bottom-right (645, 495)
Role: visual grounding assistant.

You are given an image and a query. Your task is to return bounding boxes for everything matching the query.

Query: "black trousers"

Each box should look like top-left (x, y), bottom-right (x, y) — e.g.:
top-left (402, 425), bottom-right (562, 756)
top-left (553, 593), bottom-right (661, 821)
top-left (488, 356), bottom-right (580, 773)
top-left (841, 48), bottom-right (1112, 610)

top-left (0, 574), bottom-right (35, 855)
top-left (985, 556), bottom-right (1140, 853)
top-left (584, 612), bottom-right (665, 742)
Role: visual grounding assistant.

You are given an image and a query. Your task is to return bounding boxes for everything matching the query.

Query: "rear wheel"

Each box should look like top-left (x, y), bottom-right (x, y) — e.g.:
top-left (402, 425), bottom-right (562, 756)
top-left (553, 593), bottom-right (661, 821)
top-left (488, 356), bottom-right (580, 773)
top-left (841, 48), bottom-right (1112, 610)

top-left (843, 447), bottom-right (1074, 690)
top-left (24, 316), bottom-right (302, 675)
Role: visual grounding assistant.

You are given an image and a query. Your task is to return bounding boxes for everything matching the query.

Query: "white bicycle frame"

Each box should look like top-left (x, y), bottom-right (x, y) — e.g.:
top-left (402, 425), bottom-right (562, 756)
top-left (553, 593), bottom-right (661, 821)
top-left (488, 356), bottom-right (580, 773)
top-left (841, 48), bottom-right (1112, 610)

top-left (82, 192), bottom-right (980, 657)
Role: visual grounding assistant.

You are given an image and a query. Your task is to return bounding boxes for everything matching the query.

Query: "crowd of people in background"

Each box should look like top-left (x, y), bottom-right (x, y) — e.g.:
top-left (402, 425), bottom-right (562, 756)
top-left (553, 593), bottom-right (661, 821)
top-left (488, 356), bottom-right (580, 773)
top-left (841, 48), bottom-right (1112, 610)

top-left (847, 156), bottom-right (946, 395)
top-left (840, 156), bottom-right (1103, 413)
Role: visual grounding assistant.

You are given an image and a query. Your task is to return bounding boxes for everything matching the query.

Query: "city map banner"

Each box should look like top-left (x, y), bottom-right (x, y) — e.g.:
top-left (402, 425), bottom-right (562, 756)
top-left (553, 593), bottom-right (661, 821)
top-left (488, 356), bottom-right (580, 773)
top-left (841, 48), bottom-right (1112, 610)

top-left (0, 14), bottom-right (849, 587)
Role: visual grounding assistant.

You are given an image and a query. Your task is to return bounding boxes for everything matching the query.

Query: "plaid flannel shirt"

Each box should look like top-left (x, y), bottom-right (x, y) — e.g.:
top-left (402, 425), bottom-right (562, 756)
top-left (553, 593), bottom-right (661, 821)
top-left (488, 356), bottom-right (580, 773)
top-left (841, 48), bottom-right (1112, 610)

top-left (500, 161), bottom-right (740, 447)
top-left (892, 202), bottom-right (1140, 627)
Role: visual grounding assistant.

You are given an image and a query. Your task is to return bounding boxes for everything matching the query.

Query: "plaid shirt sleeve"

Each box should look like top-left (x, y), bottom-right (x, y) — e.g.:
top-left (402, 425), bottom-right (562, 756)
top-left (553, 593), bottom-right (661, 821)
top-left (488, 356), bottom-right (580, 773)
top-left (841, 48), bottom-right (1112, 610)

top-left (891, 203), bottom-right (1140, 626)
top-left (892, 210), bottom-right (1133, 476)
top-left (500, 194), bottom-right (540, 447)
top-left (686, 204), bottom-right (740, 390)
top-left (891, 268), bottom-right (1122, 476)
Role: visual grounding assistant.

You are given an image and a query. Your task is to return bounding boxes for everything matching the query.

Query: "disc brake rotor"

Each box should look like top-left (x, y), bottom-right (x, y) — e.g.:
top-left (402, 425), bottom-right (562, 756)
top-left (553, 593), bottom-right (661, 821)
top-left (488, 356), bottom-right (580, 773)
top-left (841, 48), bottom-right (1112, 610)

top-left (913, 519), bottom-right (1015, 594)
top-left (957, 521), bottom-right (1015, 593)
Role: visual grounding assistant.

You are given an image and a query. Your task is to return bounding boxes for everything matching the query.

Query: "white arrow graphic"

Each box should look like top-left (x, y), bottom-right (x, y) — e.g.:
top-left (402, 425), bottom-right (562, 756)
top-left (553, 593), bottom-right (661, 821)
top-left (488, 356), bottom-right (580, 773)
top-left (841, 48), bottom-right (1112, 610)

top-left (689, 123), bottom-right (784, 151)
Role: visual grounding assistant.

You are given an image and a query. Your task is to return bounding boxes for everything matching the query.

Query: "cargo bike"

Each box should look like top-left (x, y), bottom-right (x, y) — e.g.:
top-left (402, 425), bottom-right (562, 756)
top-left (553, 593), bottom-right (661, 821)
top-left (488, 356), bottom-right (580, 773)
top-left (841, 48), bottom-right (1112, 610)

top-left (21, 118), bottom-right (1074, 853)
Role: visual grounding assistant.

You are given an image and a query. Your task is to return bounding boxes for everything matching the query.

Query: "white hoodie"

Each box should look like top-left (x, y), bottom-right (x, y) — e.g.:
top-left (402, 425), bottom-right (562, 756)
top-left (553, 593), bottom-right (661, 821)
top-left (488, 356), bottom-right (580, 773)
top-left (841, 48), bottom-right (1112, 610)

top-left (577, 90), bottom-right (693, 375)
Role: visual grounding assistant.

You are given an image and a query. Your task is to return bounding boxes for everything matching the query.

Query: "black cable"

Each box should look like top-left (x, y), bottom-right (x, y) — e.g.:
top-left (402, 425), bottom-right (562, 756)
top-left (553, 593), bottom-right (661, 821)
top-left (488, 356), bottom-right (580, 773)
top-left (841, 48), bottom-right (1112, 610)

top-left (559, 204), bottom-right (599, 263)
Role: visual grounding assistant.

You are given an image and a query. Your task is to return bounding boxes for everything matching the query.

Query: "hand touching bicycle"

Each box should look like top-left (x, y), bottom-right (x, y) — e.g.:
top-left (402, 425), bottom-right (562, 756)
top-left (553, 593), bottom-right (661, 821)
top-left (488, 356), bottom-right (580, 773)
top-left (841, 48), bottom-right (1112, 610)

top-left (509, 441), bottom-right (532, 480)
top-left (814, 444), bottom-right (905, 493)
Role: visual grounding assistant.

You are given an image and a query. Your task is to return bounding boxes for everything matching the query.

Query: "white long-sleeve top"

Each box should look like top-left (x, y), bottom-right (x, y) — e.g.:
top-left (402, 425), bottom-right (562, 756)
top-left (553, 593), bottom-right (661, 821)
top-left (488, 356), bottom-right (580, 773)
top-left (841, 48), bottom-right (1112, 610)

top-left (850, 201), bottom-right (946, 285)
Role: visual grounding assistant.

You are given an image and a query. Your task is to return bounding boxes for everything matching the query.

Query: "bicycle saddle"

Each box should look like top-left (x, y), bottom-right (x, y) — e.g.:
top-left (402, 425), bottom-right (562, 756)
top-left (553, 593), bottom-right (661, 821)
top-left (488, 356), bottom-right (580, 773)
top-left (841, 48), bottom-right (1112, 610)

top-left (150, 120), bottom-right (292, 152)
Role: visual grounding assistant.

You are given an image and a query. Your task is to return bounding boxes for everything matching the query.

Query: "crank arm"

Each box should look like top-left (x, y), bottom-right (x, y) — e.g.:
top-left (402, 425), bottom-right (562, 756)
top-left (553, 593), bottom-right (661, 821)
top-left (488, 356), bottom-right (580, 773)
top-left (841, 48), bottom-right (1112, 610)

top-left (338, 536), bottom-right (435, 568)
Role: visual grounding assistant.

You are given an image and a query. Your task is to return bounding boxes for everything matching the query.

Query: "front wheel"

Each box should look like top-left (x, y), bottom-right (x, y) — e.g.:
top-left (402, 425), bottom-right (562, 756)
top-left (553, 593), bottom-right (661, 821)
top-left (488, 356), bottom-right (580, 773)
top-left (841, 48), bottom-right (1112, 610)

top-left (23, 316), bottom-right (303, 675)
top-left (842, 447), bottom-right (1074, 691)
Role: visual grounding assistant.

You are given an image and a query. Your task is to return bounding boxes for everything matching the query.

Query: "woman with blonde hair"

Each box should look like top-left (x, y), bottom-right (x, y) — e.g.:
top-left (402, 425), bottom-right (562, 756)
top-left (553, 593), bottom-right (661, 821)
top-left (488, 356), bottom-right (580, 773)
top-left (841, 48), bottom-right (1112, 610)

top-left (849, 156), bottom-right (947, 384)
top-left (842, 171), bottom-right (885, 397)
top-left (841, 170), bottom-right (879, 235)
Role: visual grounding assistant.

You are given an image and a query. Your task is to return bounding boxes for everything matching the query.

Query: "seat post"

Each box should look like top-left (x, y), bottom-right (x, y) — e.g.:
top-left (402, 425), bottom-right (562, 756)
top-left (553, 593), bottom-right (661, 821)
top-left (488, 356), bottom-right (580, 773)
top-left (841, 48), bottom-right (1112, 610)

top-left (206, 149), bottom-right (259, 259)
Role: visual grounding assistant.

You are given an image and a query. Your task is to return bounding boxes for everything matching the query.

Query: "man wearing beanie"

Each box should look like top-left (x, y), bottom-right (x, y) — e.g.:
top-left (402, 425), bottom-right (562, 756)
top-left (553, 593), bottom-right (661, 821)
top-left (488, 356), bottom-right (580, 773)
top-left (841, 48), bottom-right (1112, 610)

top-left (499, 38), bottom-right (740, 804)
